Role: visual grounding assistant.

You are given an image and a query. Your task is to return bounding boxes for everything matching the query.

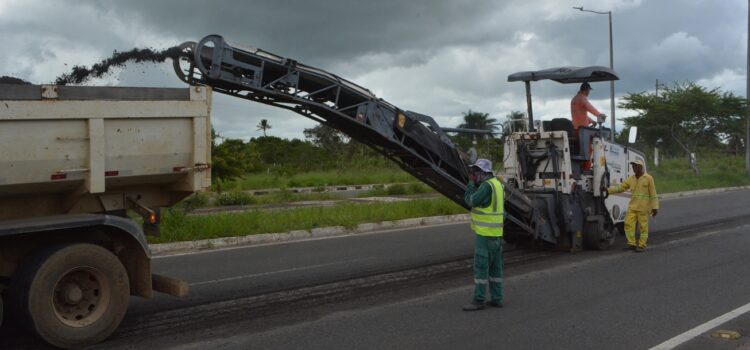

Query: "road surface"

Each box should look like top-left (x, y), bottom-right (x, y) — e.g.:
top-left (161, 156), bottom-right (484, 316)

top-left (2, 189), bottom-right (750, 349)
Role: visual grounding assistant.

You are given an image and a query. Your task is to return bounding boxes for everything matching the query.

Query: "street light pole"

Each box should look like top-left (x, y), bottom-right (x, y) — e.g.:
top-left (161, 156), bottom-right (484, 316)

top-left (746, 0), bottom-right (749, 176)
top-left (574, 6), bottom-right (616, 142)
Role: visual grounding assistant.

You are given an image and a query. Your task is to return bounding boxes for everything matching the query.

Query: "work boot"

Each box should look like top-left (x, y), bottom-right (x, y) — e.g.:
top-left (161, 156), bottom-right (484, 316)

top-left (624, 245), bottom-right (636, 251)
top-left (462, 300), bottom-right (485, 311)
top-left (635, 246), bottom-right (646, 253)
top-left (486, 301), bottom-right (504, 308)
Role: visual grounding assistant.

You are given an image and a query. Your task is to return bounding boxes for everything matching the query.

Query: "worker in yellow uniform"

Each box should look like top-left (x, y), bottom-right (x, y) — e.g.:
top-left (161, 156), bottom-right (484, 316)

top-left (462, 159), bottom-right (504, 311)
top-left (604, 159), bottom-right (659, 252)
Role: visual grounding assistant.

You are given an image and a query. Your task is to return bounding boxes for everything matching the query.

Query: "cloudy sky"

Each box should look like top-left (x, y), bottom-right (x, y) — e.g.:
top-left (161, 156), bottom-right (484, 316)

top-left (0, 0), bottom-right (746, 140)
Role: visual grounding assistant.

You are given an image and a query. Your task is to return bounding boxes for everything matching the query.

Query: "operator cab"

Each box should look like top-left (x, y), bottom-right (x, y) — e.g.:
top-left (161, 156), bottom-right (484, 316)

top-left (507, 66), bottom-right (619, 178)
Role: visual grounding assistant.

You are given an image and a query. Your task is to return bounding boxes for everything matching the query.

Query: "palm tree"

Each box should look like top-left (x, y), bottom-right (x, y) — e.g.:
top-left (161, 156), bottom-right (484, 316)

top-left (256, 119), bottom-right (272, 137)
top-left (457, 110), bottom-right (499, 133)
top-left (505, 110), bottom-right (527, 133)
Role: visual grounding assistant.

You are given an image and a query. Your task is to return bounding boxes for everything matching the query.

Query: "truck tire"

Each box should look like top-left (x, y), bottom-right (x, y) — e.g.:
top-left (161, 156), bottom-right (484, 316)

top-left (0, 291), bottom-right (3, 330)
top-left (8, 243), bottom-right (130, 349)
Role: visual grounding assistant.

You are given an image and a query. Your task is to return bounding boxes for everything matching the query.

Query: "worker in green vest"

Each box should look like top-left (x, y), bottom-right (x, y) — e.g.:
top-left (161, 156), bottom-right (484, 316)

top-left (462, 158), bottom-right (505, 311)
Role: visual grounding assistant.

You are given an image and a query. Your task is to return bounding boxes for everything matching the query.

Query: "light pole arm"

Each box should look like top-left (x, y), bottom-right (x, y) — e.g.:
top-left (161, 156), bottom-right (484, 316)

top-left (573, 6), bottom-right (609, 15)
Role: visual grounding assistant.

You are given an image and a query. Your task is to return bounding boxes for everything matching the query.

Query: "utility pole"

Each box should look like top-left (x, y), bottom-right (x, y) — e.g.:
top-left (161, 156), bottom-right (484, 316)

top-left (747, 0), bottom-right (750, 176)
top-left (608, 10), bottom-right (615, 143)
top-left (655, 79), bottom-right (659, 99)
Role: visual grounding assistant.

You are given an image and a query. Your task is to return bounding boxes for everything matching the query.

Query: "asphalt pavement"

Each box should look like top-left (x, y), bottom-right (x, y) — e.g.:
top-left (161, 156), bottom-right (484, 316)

top-left (3, 189), bottom-right (750, 349)
top-left (177, 217), bottom-right (750, 350)
top-left (130, 188), bottom-right (750, 316)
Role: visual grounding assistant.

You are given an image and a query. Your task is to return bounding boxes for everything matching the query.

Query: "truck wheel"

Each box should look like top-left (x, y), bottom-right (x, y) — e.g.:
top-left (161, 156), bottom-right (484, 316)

top-left (9, 243), bottom-right (130, 349)
top-left (0, 291), bottom-right (3, 330)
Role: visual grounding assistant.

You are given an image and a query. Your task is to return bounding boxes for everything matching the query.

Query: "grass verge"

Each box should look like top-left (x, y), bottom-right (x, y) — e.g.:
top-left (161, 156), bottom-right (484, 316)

top-left (357, 183), bottom-right (434, 197)
top-left (215, 168), bottom-right (415, 191)
top-left (650, 154), bottom-right (750, 193)
top-left (153, 155), bottom-right (749, 244)
top-left (151, 197), bottom-right (464, 243)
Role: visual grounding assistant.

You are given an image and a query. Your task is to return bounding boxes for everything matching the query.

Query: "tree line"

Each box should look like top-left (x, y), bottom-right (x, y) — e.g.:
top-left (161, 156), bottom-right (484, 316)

top-left (210, 124), bottom-right (398, 183)
top-left (618, 82), bottom-right (746, 158)
top-left (211, 81), bottom-right (747, 182)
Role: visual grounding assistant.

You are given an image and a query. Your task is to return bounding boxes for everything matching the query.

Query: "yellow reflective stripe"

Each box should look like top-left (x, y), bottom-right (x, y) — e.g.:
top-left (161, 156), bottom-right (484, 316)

top-left (471, 220), bottom-right (504, 228)
top-left (471, 209), bottom-right (505, 216)
top-left (488, 180), bottom-right (499, 212)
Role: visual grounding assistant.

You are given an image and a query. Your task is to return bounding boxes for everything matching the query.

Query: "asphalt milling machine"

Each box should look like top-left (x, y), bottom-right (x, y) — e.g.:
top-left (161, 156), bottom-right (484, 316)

top-left (174, 34), bottom-right (646, 251)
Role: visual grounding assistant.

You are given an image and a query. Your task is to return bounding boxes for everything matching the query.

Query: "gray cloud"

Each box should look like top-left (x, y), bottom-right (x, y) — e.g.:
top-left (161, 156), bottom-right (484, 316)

top-left (1, 0), bottom-right (746, 139)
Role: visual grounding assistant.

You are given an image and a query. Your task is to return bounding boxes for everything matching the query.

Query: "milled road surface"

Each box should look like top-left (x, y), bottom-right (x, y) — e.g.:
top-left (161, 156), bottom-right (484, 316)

top-left (2, 189), bottom-right (750, 349)
top-left (160, 219), bottom-right (750, 350)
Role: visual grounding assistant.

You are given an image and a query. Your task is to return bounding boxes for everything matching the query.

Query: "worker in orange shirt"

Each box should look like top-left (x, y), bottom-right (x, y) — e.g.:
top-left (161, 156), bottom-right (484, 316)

top-left (571, 82), bottom-right (607, 129)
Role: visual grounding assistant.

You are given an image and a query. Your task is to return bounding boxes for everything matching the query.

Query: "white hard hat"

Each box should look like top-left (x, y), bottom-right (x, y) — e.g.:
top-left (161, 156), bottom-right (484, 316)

top-left (470, 159), bottom-right (493, 173)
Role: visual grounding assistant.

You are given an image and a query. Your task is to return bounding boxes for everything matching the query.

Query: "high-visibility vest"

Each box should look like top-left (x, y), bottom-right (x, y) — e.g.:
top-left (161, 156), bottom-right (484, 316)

top-left (470, 177), bottom-right (504, 237)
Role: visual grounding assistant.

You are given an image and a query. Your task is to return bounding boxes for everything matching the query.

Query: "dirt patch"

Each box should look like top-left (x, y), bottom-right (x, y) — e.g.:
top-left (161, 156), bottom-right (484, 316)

top-left (54, 46), bottom-right (183, 85)
top-left (0, 76), bottom-right (31, 84)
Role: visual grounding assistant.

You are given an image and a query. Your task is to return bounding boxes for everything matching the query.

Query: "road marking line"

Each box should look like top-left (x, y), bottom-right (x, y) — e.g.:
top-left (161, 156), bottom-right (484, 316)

top-left (649, 301), bottom-right (750, 350)
top-left (188, 257), bottom-right (376, 286)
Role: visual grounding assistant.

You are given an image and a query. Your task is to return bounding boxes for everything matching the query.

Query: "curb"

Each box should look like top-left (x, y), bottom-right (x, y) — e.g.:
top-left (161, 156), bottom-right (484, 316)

top-left (150, 185), bottom-right (750, 257)
top-left (660, 185), bottom-right (750, 199)
top-left (244, 182), bottom-right (415, 196)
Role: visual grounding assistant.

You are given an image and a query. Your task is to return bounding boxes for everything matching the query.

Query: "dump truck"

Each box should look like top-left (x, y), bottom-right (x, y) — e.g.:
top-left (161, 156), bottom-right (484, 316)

top-left (173, 34), bottom-right (644, 250)
top-left (0, 84), bottom-right (211, 348)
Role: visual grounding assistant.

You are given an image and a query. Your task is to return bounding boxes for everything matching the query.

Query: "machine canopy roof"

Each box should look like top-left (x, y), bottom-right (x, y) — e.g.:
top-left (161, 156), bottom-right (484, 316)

top-left (507, 66), bottom-right (619, 84)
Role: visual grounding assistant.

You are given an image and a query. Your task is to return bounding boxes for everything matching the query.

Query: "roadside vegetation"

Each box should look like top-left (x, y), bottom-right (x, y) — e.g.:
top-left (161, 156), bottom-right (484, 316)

top-left (174, 182), bottom-right (437, 211)
top-left (356, 182), bottom-right (434, 197)
top-left (151, 197), bottom-right (464, 243)
top-left (216, 168), bottom-right (415, 191)
top-left (151, 83), bottom-right (750, 244)
top-left (651, 154), bottom-right (750, 194)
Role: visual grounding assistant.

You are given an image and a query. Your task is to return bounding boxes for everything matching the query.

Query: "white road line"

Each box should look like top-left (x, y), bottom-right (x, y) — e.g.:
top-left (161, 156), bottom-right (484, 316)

top-left (649, 301), bottom-right (750, 350)
top-left (188, 257), bottom-right (375, 286)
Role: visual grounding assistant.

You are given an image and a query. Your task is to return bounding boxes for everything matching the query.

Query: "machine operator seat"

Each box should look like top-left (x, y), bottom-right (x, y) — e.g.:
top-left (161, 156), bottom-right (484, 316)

top-left (547, 118), bottom-right (580, 155)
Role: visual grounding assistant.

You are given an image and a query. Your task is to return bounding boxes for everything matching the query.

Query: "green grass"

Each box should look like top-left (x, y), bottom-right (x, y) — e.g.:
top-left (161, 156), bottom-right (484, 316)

top-left (650, 154), bottom-right (750, 193)
top-left (173, 190), bottom-right (345, 211)
top-left (150, 197), bottom-right (464, 243)
top-left (215, 168), bottom-right (414, 191)
top-left (252, 190), bottom-right (341, 204)
top-left (357, 182), bottom-right (435, 197)
top-left (215, 190), bottom-right (257, 206)
top-left (150, 154), bottom-right (749, 244)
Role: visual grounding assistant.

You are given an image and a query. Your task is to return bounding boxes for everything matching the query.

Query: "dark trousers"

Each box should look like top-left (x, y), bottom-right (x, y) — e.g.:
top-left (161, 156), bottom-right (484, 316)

top-left (473, 234), bottom-right (503, 303)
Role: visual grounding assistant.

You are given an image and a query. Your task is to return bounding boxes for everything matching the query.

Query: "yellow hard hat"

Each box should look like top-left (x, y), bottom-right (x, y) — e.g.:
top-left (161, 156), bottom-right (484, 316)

top-left (630, 159), bottom-right (644, 166)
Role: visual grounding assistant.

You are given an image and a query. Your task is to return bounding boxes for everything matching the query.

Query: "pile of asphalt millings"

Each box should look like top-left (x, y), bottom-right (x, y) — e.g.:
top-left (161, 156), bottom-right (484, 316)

top-left (54, 46), bottom-right (183, 86)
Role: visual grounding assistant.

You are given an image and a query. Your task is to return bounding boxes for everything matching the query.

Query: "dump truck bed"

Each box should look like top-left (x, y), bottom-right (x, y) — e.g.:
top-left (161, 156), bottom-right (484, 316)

top-left (0, 84), bottom-right (211, 220)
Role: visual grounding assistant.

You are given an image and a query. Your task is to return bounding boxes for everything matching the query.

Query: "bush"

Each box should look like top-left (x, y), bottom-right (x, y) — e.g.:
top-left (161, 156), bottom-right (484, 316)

top-left (386, 184), bottom-right (408, 195)
top-left (408, 183), bottom-right (433, 194)
top-left (186, 192), bottom-right (211, 208)
top-left (215, 190), bottom-right (257, 206)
